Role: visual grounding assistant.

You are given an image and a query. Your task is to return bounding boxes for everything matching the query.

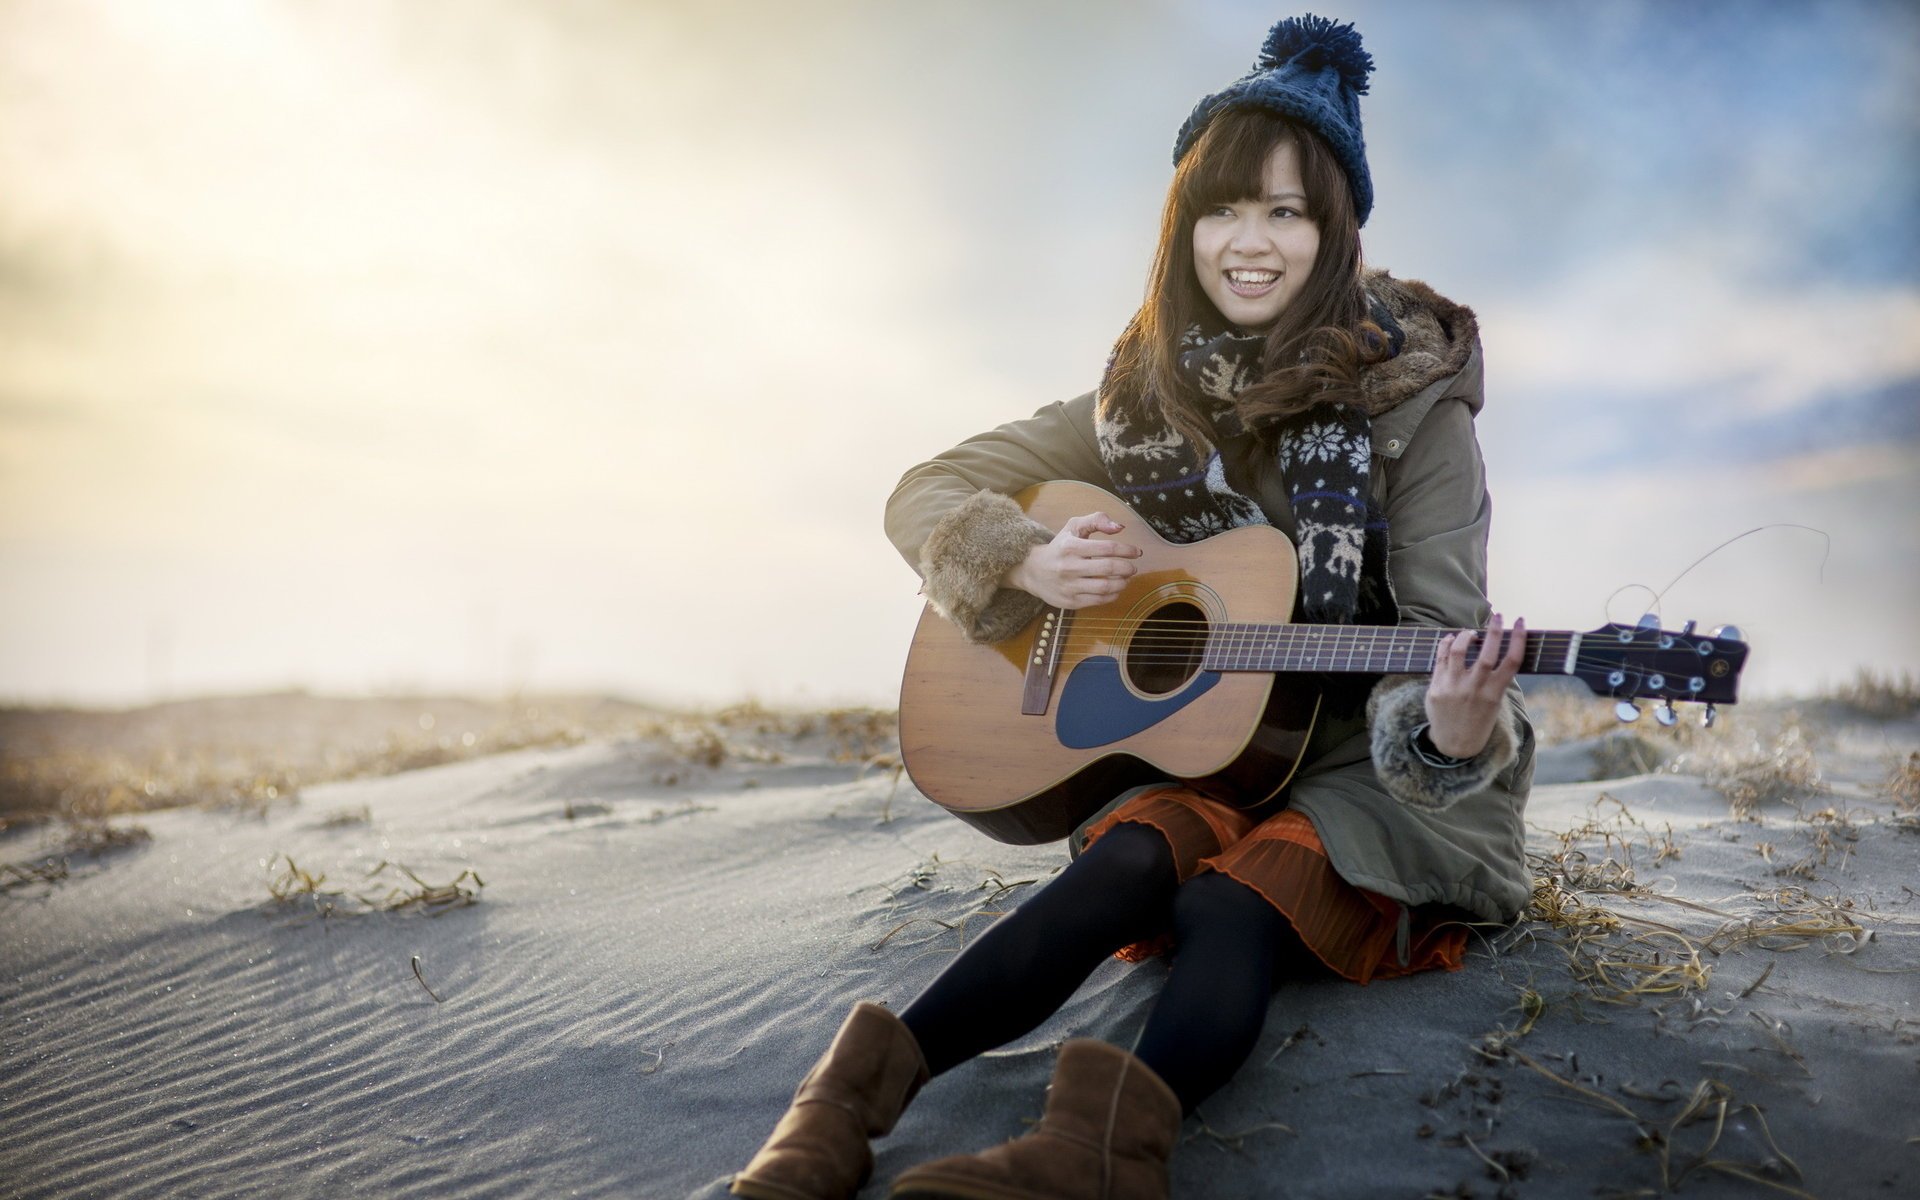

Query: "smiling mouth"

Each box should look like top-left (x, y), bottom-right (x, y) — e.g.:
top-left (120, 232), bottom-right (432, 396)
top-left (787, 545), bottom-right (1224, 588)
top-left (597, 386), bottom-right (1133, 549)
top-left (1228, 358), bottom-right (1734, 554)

top-left (1225, 269), bottom-right (1279, 296)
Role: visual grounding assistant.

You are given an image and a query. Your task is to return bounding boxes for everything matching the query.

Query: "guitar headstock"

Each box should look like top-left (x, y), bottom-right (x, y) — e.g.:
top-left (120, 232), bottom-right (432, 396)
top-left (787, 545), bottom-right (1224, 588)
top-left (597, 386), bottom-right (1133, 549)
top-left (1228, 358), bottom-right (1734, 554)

top-left (1570, 619), bottom-right (1749, 716)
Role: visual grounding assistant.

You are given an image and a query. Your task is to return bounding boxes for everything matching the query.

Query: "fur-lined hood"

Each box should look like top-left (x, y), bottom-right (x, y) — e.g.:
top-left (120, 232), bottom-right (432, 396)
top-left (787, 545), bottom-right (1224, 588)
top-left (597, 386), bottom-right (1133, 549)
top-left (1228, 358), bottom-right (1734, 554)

top-left (1359, 269), bottom-right (1480, 417)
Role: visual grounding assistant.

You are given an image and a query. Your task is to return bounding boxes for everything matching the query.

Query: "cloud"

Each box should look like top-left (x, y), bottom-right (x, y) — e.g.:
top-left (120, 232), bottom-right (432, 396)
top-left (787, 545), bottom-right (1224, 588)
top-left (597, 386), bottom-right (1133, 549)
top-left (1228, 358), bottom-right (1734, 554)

top-left (1468, 244), bottom-right (1920, 482)
top-left (1484, 251), bottom-right (1920, 413)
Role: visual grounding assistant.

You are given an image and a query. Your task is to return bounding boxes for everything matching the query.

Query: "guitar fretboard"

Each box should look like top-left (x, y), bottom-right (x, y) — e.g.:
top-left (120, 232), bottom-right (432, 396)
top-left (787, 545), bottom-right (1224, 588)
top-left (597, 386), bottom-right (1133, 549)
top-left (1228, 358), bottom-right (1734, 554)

top-left (1199, 624), bottom-right (1578, 676)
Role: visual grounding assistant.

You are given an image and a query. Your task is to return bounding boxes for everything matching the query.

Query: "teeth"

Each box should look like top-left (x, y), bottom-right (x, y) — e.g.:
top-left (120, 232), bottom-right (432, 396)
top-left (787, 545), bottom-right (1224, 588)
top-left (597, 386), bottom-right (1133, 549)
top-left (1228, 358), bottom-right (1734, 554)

top-left (1228, 270), bottom-right (1278, 284)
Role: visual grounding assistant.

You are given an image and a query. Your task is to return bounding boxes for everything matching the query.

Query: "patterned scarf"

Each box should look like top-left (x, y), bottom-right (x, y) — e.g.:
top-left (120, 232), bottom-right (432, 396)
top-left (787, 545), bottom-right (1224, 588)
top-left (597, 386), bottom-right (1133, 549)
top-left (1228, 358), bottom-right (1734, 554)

top-left (1092, 306), bottom-right (1403, 626)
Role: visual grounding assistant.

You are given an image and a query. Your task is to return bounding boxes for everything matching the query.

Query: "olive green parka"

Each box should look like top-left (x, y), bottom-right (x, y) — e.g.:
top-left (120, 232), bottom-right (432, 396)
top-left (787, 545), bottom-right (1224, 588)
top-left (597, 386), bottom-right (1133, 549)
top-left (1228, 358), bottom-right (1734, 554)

top-left (884, 272), bottom-right (1535, 928)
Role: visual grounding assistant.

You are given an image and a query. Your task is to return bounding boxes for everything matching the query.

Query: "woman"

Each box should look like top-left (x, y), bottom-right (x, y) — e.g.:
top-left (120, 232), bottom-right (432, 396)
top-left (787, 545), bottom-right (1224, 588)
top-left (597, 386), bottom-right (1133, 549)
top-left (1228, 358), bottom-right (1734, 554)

top-left (734, 15), bottom-right (1533, 1200)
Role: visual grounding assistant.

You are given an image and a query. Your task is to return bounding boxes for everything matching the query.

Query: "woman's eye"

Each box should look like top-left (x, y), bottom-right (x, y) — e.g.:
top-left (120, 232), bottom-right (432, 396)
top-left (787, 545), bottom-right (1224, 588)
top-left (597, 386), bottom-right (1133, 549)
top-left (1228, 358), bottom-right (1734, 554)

top-left (1271, 206), bottom-right (1300, 219)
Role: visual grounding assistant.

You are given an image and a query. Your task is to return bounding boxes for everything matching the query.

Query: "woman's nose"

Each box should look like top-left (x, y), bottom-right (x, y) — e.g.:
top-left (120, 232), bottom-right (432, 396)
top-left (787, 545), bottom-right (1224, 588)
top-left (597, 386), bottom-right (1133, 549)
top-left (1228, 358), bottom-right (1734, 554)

top-left (1228, 219), bottom-right (1272, 254)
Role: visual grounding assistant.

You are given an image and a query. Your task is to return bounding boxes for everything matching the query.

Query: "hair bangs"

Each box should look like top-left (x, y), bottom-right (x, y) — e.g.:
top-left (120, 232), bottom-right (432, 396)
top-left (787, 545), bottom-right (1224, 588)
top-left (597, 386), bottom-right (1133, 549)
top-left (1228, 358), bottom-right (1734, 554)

top-left (1175, 108), bottom-right (1298, 212)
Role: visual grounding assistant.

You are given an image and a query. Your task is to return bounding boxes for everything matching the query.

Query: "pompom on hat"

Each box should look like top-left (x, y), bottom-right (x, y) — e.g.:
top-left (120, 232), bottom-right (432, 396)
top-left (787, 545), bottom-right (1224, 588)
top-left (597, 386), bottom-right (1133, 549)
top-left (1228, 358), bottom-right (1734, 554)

top-left (1172, 14), bottom-right (1377, 225)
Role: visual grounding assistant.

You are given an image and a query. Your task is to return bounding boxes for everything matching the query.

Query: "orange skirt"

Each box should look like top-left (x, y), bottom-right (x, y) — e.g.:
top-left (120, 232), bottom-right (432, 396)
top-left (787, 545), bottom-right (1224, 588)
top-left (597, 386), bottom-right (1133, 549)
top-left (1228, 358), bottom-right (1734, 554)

top-left (1081, 785), bottom-right (1468, 985)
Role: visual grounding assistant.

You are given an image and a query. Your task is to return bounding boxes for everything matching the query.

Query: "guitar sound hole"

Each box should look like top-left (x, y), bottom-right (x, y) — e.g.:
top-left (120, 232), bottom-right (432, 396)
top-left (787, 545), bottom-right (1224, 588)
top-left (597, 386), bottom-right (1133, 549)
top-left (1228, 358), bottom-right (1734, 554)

top-left (1125, 601), bottom-right (1208, 695)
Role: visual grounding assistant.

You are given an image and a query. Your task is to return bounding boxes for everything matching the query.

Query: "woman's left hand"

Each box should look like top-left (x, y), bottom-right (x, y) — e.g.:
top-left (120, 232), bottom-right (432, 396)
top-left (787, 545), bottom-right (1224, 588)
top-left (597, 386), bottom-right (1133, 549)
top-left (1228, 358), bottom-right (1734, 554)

top-left (1424, 613), bottom-right (1526, 759)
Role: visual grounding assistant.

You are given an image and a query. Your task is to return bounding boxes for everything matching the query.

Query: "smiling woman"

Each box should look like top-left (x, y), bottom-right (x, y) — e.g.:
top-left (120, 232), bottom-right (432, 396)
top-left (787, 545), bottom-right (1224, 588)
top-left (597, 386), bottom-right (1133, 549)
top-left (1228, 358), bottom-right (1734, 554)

top-left (733, 13), bottom-right (1533, 1200)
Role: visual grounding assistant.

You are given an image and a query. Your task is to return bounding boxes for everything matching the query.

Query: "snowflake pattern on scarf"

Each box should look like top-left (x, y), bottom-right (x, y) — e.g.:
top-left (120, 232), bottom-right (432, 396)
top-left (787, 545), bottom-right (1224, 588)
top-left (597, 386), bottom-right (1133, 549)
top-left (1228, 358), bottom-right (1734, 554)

top-left (1093, 317), bottom-right (1400, 625)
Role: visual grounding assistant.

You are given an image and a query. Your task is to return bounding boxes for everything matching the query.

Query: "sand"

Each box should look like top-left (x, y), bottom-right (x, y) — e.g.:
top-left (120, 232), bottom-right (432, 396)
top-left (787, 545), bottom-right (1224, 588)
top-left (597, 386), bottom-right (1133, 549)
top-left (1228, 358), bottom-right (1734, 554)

top-left (3, 699), bottom-right (1917, 1198)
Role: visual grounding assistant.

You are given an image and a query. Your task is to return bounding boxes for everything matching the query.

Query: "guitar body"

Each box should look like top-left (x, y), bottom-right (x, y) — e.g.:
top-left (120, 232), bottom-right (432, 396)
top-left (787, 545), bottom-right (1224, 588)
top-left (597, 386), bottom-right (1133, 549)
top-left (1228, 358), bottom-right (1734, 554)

top-left (899, 480), bottom-right (1322, 845)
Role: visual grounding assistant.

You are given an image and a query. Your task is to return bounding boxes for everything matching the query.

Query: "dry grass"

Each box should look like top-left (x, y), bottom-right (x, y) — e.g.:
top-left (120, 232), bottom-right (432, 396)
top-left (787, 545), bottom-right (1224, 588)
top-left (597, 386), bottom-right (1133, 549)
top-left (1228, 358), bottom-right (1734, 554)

top-left (0, 692), bottom-right (670, 831)
top-left (361, 860), bottom-right (485, 914)
top-left (0, 819), bottom-right (152, 893)
top-left (1672, 712), bottom-right (1826, 819)
top-left (1885, 752), bottom-right (1920, 831)
top-left (2, 695), bottom-right (905, 834)
top-left (1525, 689), bottom-right (1637, 746)
top-left (1525, 687), bottom-right (1717, 750)
top-left (264, 854), bottom-right (348, 917)
top-left (635, 704), bottom-right (900, 786)
top-left (704, 702), bottom-right (898, 763)
top-left (0, 854), bottom-right (70, 891)
top-left (1, 750), bottom-right (296, 829)
top-left (1485, 1047), bottom-right (1814, 1199)
top-left (1757, 801), bottom-right (1866, 879)
top-left (867, 853), bottom-right (1041, 958)
top-left (1822, 667), bottom-right (1920, 719)
top-left (1518, 795), bottom-right (1875, 1013)
top-left (264, 852), bottom-right (484, 919)
top-left (1502, 816), bottom-right (1884, 1200)
top-left (318, 805), bottom-right (372, 828)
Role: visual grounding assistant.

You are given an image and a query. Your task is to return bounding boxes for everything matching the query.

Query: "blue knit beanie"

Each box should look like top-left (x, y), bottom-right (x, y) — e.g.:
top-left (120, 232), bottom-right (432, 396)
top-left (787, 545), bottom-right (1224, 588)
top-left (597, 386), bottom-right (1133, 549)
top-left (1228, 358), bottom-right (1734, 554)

top-left (1172, 14), bottom-right (1376, 226)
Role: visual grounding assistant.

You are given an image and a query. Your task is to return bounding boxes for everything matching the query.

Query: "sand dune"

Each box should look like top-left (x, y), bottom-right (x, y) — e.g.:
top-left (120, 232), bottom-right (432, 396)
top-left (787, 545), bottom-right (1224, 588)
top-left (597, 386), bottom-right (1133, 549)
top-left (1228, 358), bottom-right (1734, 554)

top-left (3, 701), bottom-right (1917, 1198)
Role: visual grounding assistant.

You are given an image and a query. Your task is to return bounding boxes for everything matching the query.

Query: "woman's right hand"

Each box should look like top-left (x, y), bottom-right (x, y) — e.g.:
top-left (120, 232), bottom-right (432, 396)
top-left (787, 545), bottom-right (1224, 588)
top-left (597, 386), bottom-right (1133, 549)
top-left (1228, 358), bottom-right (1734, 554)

top-left (1002, 511), bottom-right (1144, 609)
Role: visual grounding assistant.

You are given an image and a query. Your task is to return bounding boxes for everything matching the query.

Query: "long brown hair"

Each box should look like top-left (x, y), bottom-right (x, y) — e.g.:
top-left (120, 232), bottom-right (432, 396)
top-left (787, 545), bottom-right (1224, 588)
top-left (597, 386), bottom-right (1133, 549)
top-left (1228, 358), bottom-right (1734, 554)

top-left (1105, 107), bottom-right (1381, 449)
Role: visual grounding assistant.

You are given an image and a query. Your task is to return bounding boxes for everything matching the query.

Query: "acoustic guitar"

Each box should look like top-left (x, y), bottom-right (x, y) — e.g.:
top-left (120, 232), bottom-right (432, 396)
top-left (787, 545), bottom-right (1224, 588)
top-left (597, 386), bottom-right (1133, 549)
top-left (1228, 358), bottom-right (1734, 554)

top-left (898, 480), bottom-right (1749, 845)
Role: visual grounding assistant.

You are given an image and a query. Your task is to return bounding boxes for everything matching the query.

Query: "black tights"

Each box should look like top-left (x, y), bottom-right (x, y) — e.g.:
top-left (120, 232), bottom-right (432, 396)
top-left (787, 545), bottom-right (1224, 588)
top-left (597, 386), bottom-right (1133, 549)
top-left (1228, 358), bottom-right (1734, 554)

top-left (898, 821), bottom-right (1298, 1114)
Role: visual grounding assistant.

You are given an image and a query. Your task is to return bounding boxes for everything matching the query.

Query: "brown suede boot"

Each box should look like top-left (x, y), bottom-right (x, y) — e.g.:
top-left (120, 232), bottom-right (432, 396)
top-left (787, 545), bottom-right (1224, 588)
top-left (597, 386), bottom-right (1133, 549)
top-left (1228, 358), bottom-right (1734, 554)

top-left (732, 1002), bottom-right (932, 1200)
top-left (886, 1039), bottom-right (1182, 1200)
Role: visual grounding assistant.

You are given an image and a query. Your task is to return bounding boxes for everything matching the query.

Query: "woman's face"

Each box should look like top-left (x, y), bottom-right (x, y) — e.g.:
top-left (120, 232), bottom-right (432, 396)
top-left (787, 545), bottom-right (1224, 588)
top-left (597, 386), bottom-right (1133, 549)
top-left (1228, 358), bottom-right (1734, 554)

top-left (1190, 139), bottom-right (1321, 333)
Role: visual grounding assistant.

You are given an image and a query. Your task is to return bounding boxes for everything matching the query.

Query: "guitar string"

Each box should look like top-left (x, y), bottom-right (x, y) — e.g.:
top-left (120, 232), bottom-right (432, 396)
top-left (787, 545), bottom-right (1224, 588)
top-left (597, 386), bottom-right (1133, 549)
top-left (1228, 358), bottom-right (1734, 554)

top-left (1017, 640), bottom-right (1708, 675)
top-left (1033, 649), bottom-right (1704, 676)
top-left (1026, 625), bottom-right (1684, 659)
top-left (1022, 621), bottom-right (1722, 666)
top-left (1046, 615), bottom-right (1718, 635)
top-left (1013, 653), bottom-right (1724, 697)
top-left (1055, 639), bottom-right (1701, 671)
top-left (1008, 633), bottom-right (1720, 687)
top-left (1040, 619), bottom-right (1727, 652)
top-left (1027, 631), bottom-right (1702, 666)
top-left (996, 615), bottom-right (1731, 682)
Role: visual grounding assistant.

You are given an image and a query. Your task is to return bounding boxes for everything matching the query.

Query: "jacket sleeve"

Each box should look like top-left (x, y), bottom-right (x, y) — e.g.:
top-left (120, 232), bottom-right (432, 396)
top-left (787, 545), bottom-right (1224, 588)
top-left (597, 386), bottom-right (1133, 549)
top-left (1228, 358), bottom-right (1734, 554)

top-left (1365, 392), bottom-right (1525, 811)
top-left (884, 392), bottom-right (1110, 643)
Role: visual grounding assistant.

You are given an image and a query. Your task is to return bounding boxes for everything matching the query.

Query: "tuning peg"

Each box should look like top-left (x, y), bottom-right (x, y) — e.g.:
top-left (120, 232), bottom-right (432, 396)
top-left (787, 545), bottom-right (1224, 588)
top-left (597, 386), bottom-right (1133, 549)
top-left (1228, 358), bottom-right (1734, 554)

top-left (1709, 624), bottom-right (1744, 643)
top-left (1636, 613), bottom-right (1661, 631)
top-left (1615, 701), bottom-right (1641, 723)
top-left (1655, 699), bottom-right (1678, 727)
top-left (1680, 620), bottom-right (1696, 636)
top-left (1701, 703), bottom-right (1718, 729)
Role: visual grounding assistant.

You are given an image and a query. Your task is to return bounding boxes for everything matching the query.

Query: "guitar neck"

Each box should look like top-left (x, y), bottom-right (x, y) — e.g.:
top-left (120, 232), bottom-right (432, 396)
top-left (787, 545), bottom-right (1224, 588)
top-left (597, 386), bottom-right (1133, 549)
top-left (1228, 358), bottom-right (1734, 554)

top-left (1200, 624), bottom-right (1578, 677)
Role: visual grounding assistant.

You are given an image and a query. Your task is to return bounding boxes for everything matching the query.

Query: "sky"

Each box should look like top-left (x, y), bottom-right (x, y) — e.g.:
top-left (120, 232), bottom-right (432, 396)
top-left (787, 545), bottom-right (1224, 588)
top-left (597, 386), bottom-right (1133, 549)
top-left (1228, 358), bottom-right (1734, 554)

top-left (1, 0), bottom-right (1916, 709)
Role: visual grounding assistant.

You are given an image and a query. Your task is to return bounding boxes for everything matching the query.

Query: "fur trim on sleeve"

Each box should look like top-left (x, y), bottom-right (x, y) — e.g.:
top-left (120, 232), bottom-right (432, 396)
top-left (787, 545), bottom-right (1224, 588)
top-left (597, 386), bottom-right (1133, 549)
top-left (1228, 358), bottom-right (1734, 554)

top-left (919, 490), bottom-right (1054, 644)
top-left (1366, 674), bottom-right (1518, 811)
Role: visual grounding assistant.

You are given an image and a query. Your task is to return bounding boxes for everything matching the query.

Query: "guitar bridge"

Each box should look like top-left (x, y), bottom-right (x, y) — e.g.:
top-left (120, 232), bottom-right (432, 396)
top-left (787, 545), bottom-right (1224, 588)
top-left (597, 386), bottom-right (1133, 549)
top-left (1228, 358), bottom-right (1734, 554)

top-left (1020, 608), bottom-right (1071, 715)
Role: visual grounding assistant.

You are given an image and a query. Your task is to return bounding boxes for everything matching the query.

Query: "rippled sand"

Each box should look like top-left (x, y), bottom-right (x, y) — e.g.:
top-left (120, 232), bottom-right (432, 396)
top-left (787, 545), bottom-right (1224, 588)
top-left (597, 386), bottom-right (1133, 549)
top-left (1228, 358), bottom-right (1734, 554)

top-left (3, 698), bottom-right (1916, 1197)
